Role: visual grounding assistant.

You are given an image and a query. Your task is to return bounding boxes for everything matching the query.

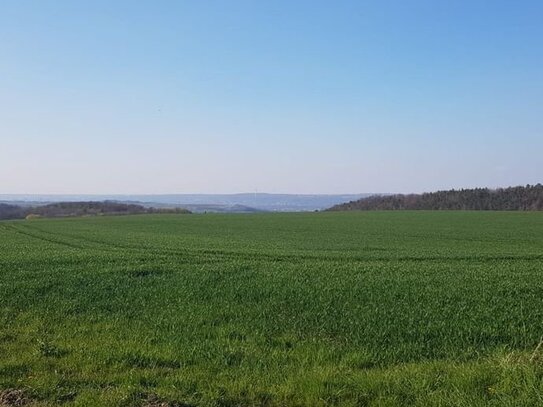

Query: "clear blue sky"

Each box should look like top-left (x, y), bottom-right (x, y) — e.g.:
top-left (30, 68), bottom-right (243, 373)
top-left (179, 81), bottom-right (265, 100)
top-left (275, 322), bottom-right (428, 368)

top-left (1, 1), bottom-right (542, 194)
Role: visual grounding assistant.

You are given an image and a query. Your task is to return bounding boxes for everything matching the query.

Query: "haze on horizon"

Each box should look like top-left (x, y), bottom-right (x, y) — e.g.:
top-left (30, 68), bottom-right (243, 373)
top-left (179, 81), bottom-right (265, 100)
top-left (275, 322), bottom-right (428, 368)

top-left (1, 1), bottom-right (542, 195)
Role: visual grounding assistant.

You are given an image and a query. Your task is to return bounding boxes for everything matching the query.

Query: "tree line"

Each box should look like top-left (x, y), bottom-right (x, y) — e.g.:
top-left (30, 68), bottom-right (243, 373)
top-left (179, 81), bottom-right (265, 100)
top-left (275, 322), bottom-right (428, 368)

top-left (0, 201), bottom-right (191, 220)
top-left (327, 184), bottom-right (543, 211)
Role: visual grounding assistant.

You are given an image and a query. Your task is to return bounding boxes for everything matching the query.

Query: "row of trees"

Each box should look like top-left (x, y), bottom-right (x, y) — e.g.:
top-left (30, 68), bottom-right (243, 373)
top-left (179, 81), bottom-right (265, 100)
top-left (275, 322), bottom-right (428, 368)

top-left (0, 201), bottom-right (191, 220)
top-left (328, 184), bottom-right (543, 211)
top-left (0, 204), bottom-right (26, 220)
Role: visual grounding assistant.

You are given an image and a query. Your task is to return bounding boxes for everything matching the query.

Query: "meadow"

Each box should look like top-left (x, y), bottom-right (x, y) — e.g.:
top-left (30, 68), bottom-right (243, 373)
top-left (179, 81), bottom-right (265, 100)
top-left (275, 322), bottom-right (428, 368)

top-left (0, 211), bottom-right (542, 406)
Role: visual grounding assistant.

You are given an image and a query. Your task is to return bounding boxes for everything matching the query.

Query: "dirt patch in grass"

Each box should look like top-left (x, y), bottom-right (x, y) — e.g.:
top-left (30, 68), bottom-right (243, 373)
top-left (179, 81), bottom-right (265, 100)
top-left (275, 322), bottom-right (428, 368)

top-left (0, 389), bottom-right (31, 406)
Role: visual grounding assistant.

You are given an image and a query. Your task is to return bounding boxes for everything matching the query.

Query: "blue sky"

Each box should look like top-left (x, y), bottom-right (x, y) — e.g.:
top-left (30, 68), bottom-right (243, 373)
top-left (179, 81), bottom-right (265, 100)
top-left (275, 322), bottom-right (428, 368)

top-left (1, 1), bottom-right (542, 194)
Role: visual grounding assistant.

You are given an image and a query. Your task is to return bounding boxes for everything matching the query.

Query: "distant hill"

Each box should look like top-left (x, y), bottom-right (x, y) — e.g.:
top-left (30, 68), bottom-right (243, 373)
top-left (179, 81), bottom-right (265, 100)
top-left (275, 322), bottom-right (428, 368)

top-left (0, 201), bottom-right (191, 220)
top-left (327, 184), bottom-right (543, 211)
top-left (0, 193), bottom-right (372, 212)
top-left (179, 204), bottom-right (264, 213)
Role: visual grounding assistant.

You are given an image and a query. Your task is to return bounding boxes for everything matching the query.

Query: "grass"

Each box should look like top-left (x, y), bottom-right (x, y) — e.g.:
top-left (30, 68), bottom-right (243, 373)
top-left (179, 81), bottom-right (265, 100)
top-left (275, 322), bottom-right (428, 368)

top-left (0, 211), bottom-right (542, 406)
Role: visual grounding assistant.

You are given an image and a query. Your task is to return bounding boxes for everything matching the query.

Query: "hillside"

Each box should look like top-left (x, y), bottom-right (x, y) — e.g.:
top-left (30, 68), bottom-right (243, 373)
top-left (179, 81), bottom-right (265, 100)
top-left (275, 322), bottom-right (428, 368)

top-left (328, 184), bottom-right (543, 211)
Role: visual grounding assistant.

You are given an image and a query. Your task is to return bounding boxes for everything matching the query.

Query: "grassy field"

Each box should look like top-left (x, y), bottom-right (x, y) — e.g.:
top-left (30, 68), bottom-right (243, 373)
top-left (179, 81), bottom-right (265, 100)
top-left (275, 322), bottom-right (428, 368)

top-left (1, 211), bottom-right (542, 406)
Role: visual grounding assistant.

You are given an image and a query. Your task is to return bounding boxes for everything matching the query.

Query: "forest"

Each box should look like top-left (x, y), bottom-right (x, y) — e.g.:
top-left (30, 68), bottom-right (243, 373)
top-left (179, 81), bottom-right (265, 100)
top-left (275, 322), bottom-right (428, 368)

top-left (328, 184), bottom-right (543, 211)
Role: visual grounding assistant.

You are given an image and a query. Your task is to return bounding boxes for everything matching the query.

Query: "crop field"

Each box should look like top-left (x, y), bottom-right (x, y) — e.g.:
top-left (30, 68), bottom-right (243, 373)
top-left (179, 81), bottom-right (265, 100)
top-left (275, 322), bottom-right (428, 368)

top-left (0, 211), bottom-right (543, 406)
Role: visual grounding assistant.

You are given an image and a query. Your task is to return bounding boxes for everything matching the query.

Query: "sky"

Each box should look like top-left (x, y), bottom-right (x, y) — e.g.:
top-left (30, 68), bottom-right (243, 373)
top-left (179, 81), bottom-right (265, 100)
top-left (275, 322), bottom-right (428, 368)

top-left (1, 0), bottom-right (542, 194)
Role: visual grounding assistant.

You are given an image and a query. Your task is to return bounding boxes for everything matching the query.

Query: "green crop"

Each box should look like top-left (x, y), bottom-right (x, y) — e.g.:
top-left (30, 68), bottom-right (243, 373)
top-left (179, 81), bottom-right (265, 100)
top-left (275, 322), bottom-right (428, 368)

top-left (1, 211), bottom-right (542, 406)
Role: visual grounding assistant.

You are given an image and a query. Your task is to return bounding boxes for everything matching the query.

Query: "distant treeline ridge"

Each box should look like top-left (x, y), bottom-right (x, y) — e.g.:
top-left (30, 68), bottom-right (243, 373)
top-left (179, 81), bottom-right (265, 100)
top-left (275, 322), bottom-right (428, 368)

top-left (327, 184), bottom-right (543, 211)
top-left (0, 201), bottom-right (191, 220)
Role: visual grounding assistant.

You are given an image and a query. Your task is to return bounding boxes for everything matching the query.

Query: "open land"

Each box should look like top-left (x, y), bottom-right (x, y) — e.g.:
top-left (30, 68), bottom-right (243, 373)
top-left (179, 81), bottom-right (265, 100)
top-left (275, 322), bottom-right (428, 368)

top-left (1, 211), bottom-right (542, 406)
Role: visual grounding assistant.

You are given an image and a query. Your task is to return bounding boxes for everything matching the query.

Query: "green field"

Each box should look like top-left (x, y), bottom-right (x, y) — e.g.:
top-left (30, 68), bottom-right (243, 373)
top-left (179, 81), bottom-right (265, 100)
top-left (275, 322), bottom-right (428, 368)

top-left (1, 212), bottom-right (543, 406)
